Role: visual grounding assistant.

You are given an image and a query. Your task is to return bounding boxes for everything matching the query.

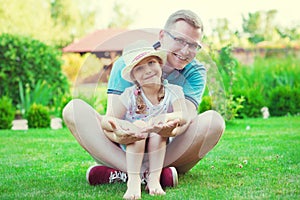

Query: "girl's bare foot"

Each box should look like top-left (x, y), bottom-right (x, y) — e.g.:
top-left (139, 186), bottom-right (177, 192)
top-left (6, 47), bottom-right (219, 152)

top-left (147, 176), bottom-right (166, 196)
top-left (123, 177), bottom-right (141, 200)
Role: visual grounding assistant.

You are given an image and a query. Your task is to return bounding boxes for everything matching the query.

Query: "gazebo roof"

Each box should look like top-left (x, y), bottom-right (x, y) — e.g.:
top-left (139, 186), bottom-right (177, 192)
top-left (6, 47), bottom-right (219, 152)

top-left (62, 28), bottom-right (159, 53)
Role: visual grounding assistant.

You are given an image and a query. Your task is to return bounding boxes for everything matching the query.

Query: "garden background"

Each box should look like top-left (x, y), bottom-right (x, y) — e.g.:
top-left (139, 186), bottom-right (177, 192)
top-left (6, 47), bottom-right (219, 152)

top-left (0, 0), bottom-right (299, 199)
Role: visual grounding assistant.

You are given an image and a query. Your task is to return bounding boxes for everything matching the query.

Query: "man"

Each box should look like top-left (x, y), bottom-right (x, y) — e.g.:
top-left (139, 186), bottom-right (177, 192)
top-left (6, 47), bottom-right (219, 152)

top-left (63, 9), bottom-right (225, 188)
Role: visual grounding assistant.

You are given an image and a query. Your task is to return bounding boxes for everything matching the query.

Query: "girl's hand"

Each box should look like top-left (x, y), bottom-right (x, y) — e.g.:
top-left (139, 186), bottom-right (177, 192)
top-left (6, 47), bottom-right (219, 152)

top-left (102, 118), bottom-right (147, 144)
top-left (141, 118), bottom-right (181, 137)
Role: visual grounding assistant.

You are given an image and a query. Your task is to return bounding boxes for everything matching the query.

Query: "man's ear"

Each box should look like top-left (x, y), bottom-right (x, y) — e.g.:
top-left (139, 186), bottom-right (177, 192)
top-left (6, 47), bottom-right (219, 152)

top-left (159, 30), bottom-right (165, 42)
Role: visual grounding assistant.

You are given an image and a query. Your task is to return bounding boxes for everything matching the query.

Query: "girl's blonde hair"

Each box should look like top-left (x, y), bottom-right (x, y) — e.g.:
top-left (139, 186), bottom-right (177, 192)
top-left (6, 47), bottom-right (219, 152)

top-left (134, 77), bottom-right (165, 114)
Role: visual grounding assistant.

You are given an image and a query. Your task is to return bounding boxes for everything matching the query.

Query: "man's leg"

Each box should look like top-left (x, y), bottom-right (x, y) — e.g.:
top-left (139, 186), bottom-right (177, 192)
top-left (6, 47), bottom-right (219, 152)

top-left (164, 110), bottom-right (225, 173)
top-left (63, 99), bottom-right (184, 187)
top-left (62, 99), bottom-right (127, 171)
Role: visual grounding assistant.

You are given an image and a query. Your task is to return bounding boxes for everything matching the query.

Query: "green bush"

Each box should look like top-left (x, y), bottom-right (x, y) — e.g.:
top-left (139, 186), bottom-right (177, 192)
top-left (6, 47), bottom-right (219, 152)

top-left (0, 33), bottom-right (69, 107)
top-left (223, 95), bottom-right (245, 121)
top-left (55, 94), bottom-right (73, 118)
top-left (232, 55), bottom-right (300, 117)
top-left (0, 96), bottom-right (16, 129)
top-left (234, 88), bottom-right (265, 118)
top-left (26, 104), bottom-right (50, 128)
top-left (198, 96), bottom-right (212, 113)
top-left (268, 86), bottom-right (300, 116)
top-left (18, 80), bottom-right (54, 117)
top-left (234, 56), bottom-right (300, 95)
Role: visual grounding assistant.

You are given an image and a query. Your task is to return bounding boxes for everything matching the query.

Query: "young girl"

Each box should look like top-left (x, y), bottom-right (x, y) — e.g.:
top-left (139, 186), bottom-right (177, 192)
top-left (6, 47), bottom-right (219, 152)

top-left (101, 40), bottom-right (188, 199)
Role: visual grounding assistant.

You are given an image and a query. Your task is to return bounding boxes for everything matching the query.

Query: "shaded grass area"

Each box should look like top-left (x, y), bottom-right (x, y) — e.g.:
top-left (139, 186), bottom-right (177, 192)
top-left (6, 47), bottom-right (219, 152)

top-left (0, 116), bottom-right (299, 199)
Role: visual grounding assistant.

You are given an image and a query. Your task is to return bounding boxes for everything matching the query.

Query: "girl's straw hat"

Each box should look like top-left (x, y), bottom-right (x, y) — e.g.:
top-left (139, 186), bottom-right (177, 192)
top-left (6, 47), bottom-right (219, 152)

top-left (121, 40), bottom-right (167, 82)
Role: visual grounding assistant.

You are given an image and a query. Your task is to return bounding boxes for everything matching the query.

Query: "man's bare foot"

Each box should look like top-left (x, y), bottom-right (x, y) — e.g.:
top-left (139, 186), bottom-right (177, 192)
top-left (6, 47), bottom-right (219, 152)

top-left (123, 177), bottom-right (142, 200)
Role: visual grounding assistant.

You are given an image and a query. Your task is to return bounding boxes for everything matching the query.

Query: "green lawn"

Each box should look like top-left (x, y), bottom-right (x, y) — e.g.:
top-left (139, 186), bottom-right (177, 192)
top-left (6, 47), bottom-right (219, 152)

top-left (1, 116), bottom-right (299, 199)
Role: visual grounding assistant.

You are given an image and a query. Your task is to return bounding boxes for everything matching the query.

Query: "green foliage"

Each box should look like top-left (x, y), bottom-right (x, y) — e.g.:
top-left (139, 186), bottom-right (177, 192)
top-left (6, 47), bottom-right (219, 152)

top-left (230, 54), bottom-right (300, 118)
top-left (234, 88), bottom-right (265, 118)
top-left (259, 55), bottom-right (300, 88)
top-left (18, 80), bottom-right (54, 117)
top-left (0, 0), bottom-right (96, 47)
top-left (268, 86), bottom-right (300, 116)
top-left (198, 47), bottom-right (298, 119)
top-left (98, 97), bottom-right (107, 115)
top-left (242, 10), bottom-right (279, 44)
top-left (206, 9), bottom-right (300, 49)
top-left (198, 96), bottom-right (212, 113)
top-left (74, 93), bottom-right (107, 115)
top-left (0, 96), bottom-right (16, 129)
top-left (248, 34), bottom-right (264, 44)
top-left (108, 1), bottom-right (134, 28)
top-left (74, 53), bottom-right (104, 84)
top-left (216, 45), bottom-right (239, 92)
top-left (54, 93), bottom-right (73, 118)
top-left (196, 50), bottom-right (226, 115)
top-left (18, 80), bottom-right (69, 118)
top-left (73, 85), bottom-right (108, 115)
top-left (0, 33), bottom-right (69, 113)
top-left (26, 104), bottom-right (50, 128)
top-left (0, 0), bottom-right (134, 47)
top-left (61, 53), bottom-right (83, 83)
top-left (224, 95), bottom-right (245, 121)
top-left (211, 45), bottom-right (245, 120)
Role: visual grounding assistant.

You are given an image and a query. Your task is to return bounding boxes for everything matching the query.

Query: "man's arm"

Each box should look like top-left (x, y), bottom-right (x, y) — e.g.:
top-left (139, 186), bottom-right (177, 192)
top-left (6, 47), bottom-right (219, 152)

top-left (185, 99), bottom-right (198, 119)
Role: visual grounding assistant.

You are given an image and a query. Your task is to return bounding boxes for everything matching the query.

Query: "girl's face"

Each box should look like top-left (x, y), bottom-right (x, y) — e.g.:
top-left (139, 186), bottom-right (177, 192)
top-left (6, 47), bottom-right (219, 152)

top-left (131, 56), bottom-right (162, 87)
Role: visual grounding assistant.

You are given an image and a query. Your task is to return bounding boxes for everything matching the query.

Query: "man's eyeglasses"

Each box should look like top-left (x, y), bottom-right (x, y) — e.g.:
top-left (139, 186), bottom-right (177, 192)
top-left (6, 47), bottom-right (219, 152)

top-left (165, 31), bottom-right (202, 51)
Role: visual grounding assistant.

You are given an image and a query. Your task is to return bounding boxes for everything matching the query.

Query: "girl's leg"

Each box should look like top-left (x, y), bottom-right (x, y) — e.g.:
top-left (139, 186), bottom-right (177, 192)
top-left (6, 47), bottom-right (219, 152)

top-left (147, 133), bottom-right (167, 196)
top-left (123, 140), bottom-right (146, 200)
top-left (123, 120), bottom-right (147, 200)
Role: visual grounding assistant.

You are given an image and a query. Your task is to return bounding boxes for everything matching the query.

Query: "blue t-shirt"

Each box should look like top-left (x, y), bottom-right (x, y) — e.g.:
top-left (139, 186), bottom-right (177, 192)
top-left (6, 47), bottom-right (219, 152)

top-left (107, 56), bottom-right (206, 108)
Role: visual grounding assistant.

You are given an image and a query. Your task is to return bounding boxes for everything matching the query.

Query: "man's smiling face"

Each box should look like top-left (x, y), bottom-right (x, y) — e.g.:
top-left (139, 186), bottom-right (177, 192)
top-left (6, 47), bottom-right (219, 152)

top-left (160, 20), bottom-right (202, 70)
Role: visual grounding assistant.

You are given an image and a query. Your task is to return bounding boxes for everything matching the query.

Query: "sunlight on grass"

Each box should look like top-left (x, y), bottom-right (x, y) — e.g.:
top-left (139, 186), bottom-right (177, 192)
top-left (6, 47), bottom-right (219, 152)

top-left (0, 116), bottom-right (299, 199)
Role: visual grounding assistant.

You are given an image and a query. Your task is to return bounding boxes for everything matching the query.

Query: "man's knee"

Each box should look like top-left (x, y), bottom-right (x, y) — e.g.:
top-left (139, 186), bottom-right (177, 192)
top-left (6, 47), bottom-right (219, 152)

top-left (194, 110), bottom-right (225, 158)
top-left (201, 110), bottom-right (225, 134)
top-left (62, 99), bottom-right (84, 123)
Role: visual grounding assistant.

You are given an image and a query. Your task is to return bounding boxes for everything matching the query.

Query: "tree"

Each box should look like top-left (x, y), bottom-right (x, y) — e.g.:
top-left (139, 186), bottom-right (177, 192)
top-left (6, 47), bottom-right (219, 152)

top-left (210, 18), bottom-right (235, 47)
top-left (108, 1), bottom-right (134, 28)
top-left (50, 0), bottom-right (96, 45)
top-left (0, 0), bottom-right (96, 47)
top-left (242, 10), bottom-right (279, 44)
top-left (0, 34), bottom-right (69, 109)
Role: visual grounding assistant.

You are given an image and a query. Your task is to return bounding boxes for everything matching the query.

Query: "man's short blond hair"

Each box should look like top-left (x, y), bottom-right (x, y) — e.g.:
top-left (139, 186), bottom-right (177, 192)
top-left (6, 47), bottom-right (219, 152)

top-left (164, 9), bottom-right (204, 33)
